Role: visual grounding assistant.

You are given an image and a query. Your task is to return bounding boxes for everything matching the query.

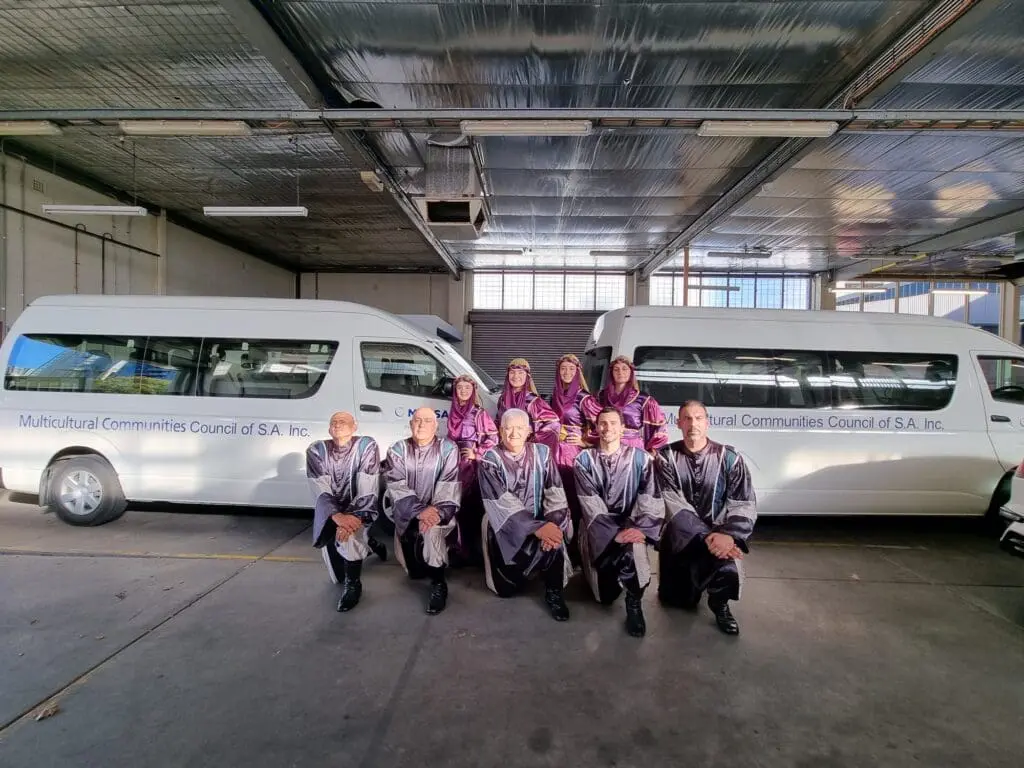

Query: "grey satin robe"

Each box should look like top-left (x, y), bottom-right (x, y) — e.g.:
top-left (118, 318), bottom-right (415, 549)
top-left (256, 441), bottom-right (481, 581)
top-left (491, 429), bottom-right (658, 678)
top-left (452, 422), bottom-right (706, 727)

top-left (306, 436), bottom-right (380, 562)
top-left (384, 436), bottom-right (461, 571)
top-left (478, 443), bottom-right (573, 591)
top-left (574, 444), bottom-right (664, 600)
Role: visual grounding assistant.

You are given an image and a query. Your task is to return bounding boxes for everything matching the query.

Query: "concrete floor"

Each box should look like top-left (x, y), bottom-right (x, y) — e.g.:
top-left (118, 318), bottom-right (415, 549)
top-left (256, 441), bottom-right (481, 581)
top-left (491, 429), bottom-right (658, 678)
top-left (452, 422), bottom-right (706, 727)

top-left (1, 490), bottom-right (1022, 768)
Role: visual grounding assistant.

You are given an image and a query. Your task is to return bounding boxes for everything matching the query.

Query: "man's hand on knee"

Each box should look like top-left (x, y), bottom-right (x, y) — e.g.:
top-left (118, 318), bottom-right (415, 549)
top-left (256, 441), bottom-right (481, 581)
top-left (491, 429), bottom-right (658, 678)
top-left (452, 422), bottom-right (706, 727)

top-left (615, 527), bottom-right (646, 545)
top-left (705, 532), bottom-right (736, 559)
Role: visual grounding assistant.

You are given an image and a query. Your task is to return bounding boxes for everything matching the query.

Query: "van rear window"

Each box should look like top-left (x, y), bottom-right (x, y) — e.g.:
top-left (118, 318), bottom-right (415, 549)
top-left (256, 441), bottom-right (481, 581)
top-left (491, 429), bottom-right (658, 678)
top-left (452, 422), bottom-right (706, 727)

top-left (633, 346), bottom-right (957, 411)
top-left (4, 334), bottom-right (337, 400)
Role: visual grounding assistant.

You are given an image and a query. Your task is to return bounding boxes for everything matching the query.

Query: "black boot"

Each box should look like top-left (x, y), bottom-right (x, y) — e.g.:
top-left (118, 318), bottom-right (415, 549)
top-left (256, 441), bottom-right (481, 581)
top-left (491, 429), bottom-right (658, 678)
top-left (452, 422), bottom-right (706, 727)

top-left (426, 567), bottom-right (448, 615)
top-left (368, 536), bottom-right (388, 562)
top-left (625, 590), bottom-right (646, 637)
top-left (710, 599), bottom-right (739, 635)
top-left (545, 587), bottom-right (570, 622)
top-left (337, 559), bottom-right (363, 612)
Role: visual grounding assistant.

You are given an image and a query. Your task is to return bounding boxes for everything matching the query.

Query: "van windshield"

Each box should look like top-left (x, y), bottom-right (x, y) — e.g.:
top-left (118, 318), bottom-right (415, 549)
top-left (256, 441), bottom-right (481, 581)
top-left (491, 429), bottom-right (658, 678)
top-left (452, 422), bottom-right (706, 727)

top-left (437, 341), bottom-right (500, 393)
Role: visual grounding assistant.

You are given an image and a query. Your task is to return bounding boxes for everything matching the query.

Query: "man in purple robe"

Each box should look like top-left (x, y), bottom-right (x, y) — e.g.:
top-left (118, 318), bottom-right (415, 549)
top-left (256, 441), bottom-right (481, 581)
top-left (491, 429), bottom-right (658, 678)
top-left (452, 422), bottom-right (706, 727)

top-left (384, 407), bottom-right (461, 615)
top-left (656, 400), bottom-right (757, 635)
top-left (478, 408), bottom-right (573, 621)
top-left (574, 407), bottom-right (664, 637)
top-left (496, 358), bottom-right (560, 451)
top-left (306, 411), bottom-right (385, 613)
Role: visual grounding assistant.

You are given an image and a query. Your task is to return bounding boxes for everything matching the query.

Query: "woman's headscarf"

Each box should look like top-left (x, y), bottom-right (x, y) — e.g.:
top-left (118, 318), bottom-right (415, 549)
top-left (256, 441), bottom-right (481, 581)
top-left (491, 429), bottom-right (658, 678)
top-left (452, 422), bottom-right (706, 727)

top-left (551, 353), bottom-right (590, 416)
top-left (447, 374), bottom-right (480, 438)
top-left (498, 357), bottom-right (538, 414)
top-left (602, 355), bottom-right (639, 408)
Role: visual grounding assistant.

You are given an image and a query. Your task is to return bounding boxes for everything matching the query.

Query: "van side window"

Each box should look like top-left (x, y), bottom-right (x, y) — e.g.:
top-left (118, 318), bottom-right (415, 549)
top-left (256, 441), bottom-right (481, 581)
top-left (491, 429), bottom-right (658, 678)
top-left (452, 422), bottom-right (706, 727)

top-left (633, 346), bottom-right (830, 409)
top-left (978, 357), bottom-right (1024, 404)
top-left (197, 339), bottom-right (337, 399)
top-left (4, 334), bottom-right (148, 394)
top-left (360, 342), bottom-right (453, 397)
top-left (829, 353), bottom-right (957, 411)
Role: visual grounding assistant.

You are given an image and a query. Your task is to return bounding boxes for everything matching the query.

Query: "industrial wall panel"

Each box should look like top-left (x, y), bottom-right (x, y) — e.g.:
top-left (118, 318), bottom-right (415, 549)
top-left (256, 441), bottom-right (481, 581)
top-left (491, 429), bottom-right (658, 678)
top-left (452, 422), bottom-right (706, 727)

top-left (165, 224), bottom-right (293, 298)
top-left (469, 310), bottom-right (603, 396)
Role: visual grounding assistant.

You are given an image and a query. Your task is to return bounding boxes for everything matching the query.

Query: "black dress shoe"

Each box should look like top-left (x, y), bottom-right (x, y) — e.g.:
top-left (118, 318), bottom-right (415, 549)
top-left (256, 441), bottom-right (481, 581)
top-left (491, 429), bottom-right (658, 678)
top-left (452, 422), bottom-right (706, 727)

top-left (710, 600), bottom-right (739, 635)
top-left (545, 587), bottom-right (570, 622)
top-left (337, 560), bottom-right (363, 612)
top-left (426, 579), bottom-right (448, 615)
top-left (625, 592), bottom-right (646, 637)
top-left (368, 536), bottom-right (388, 562)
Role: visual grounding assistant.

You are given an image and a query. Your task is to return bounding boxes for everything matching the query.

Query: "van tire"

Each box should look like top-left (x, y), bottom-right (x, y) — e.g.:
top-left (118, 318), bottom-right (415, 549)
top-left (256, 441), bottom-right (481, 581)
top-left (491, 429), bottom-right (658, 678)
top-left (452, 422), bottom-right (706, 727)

top-left (983, 472), bottom-right (1013, 536)
top-left (45, 455), bottom-right (127, 526)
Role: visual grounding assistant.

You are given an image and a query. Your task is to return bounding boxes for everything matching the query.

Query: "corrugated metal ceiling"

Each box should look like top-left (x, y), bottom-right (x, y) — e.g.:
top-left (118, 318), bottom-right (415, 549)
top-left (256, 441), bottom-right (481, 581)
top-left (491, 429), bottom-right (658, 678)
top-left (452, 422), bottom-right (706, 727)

top-left (0, 0), bottom-right (1021, 278)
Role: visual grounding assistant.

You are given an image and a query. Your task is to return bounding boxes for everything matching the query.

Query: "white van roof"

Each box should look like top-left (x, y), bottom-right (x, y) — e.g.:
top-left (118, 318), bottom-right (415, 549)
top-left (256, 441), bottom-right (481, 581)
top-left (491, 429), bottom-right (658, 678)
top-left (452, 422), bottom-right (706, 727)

top-left (23, 293), bottom-right (436, 340)
top-left (603, 304), bottom-right (973, 329)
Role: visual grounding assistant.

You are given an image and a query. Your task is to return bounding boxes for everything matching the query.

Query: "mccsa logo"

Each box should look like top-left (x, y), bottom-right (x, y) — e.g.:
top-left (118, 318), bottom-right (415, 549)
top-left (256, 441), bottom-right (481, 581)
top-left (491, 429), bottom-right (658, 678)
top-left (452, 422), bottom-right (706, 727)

top-left (405, 408), bottom-right (449, 419)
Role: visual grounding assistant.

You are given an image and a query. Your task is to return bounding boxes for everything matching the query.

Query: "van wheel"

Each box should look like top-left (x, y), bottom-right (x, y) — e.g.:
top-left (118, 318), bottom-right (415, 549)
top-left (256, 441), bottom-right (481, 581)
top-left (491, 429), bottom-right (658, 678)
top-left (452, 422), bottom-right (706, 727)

top-left (983, 472), bottom-right (1013, 537)
top-left (46, 456), bottom-right (127, 526)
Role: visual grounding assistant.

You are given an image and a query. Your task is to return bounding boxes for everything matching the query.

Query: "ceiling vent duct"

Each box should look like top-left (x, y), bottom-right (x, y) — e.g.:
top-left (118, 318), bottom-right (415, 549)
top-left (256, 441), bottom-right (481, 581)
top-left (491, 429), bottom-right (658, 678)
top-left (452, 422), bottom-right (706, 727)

top-left (413, 142), bottom-right (487, 241)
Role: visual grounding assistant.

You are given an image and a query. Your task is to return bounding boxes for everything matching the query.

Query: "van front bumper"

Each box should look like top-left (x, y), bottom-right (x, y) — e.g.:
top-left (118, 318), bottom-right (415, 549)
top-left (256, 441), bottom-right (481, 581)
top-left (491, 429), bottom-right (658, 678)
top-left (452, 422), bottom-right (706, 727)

top-left (999, 504), bottom-right (1024, 522)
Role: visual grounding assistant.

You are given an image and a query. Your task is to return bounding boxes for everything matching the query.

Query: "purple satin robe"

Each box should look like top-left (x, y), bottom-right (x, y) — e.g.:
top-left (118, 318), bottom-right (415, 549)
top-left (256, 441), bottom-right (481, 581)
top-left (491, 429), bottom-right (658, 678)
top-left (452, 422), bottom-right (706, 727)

top-left (305, 436), bottom-right (380, 546)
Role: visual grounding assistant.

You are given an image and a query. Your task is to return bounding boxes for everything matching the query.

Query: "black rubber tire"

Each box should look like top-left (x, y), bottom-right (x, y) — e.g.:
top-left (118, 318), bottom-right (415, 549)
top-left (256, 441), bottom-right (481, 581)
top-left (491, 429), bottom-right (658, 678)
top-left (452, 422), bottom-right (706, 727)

top-left (45, 455), bottom-right (127, 527)
top-left (982, 472), bottom-right (1013, 537)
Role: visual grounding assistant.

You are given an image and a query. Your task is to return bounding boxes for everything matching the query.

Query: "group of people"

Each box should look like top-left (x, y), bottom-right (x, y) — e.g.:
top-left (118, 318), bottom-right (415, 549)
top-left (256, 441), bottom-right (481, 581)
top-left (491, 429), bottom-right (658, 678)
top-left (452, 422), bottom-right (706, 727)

top-left (305, 355), bottom-right (757, 638)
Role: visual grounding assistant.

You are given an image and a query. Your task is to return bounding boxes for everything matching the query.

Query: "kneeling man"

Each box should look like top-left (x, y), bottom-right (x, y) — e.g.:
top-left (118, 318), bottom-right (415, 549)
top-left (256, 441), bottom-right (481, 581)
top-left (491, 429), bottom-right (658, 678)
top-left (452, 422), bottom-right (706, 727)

top-left (574, 407), bottom-right (664, 637)
top-left (657, 400), bottom-right (757, 635)
top-left (306, 411), bottom-right (385, 613)
top-left (478, 408), bottom-right (573, 621)
top-left (384, 407), bottom-right (461, 615)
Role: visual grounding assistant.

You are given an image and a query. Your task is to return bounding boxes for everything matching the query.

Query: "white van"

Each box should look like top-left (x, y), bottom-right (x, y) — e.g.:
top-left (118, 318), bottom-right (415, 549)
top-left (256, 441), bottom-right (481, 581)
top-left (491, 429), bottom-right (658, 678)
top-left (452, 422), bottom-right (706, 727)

top-left (0, 295), bottom-right (498, 526)
top-left (583, 305), bottom-right (1024, 519)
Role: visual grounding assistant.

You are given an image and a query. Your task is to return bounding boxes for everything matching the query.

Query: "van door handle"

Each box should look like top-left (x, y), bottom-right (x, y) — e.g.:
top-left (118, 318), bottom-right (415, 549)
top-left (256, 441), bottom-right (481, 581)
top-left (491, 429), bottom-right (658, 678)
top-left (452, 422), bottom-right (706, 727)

top-left (359, 404), bottom-right (381, 413)
top-left (991, 414), bottom-right (1011, 423)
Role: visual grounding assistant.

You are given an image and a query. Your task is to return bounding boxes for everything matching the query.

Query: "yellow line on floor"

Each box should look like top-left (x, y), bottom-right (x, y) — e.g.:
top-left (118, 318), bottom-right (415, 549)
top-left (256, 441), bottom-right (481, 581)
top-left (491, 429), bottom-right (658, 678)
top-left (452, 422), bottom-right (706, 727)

top-left (0, 546), bottom-right (318, 563)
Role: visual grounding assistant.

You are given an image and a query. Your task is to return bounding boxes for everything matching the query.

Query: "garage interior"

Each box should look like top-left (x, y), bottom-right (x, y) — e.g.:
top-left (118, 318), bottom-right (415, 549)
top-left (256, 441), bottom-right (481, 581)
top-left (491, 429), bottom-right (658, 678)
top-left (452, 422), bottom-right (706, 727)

top-left (1, 1), bottom-right (1023, 766)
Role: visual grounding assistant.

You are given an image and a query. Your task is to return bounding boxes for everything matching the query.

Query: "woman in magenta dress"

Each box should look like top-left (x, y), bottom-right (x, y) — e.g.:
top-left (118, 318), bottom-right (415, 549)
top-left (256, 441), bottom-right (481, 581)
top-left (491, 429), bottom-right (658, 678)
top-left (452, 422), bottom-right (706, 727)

top-left (549, 353), bottom-right (602, 566)
top-left (598, 355), bottom-right (669, 454)
top-left (496, 358), bottom-right (560, 450)
top-left (447, 374), bottom-right (498, 564)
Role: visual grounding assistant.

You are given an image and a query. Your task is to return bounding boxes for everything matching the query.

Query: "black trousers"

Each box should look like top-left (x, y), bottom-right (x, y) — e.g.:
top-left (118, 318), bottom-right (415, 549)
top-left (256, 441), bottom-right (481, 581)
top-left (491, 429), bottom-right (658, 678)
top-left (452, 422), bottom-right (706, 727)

top-left (658, 539), bottom-right (741, 608)
top-left (485, 527), bottom-right (566, 598)
top-left (591, 542), bottom-right (644, 605)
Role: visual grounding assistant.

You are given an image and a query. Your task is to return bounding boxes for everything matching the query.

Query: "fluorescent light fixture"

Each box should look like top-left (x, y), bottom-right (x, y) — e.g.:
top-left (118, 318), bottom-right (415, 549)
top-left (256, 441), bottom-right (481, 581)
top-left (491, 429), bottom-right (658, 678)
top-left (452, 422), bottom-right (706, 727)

top-left (119, 120), bottom-right (251, 137)
top-left (697, 120), bottom-right (839, 138)
top-left (0, 120), bottom-right (62, 136)
top-left (688, 284), bottom-right (739, 292)
top-left (705, 250), bottom-right (772, 259)
top-left (203, 206), bottom-right (308, 217)
top-left (460, 119), bottom-right (592, 137)
top-left (932, 288), bottom-right (988, 296)
top-left (41, 204), bottom-right (148, 216)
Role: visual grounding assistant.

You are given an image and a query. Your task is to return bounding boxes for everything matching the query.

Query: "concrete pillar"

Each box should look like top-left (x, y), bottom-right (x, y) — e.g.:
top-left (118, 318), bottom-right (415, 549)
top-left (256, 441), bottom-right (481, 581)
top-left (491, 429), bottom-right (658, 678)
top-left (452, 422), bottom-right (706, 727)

top-left (632, 273), bottom-right (649, 306)
top-left (812, 274), bottom-right (836, 310)
top-left (998, 280), bottom-right (1020, 344)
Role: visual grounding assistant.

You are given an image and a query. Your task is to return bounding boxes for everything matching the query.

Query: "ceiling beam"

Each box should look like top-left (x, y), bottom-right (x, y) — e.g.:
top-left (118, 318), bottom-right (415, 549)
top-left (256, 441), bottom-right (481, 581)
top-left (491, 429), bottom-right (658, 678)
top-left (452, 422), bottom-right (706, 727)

top-left (213, 0), bottom-right (462, 279)
top-left (849, 0), bottom-right (1003, 109)
top-left (637, 0), bottom-right (995, 280)
top-left (4, 107), bottom-right (1024, 123)
top-left (896, 208), bottom-right (1024, 254)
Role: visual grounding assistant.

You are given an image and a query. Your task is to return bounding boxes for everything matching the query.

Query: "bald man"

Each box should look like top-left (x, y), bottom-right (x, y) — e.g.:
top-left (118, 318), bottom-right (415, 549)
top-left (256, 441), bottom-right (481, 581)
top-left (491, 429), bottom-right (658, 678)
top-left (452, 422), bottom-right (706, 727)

top-left (383, 407), bottom-right (461, 615)
top-left (306, 411), bottom-right (386, 613)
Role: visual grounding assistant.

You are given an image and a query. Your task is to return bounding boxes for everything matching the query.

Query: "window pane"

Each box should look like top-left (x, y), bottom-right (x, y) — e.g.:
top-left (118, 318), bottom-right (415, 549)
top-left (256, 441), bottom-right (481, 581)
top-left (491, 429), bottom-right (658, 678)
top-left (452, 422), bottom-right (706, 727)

top-left (978, 356), bottom-right (1024, 404)
top-left (4, 334), bottom-right (144, 394)
top-left (729, 277), bottom-right (756, 308)
top-left (898, 281), bottom-right (930, 315)
top-left (649, 275), bottom-right (674, 306)
top-left (200, 338), bottom-right (337, 399)
top-left (360, 342), bottom-right (452, 397)
top-left (633, 346), bottom-right (830, 409)
top-left (932, 280), bottom-right (967, 320)
top-left (533, 273), bottom-right (564, 310)
top-left (698, 276), bottom-right (729, 308)
top-left (473, 273), bottom-right (503, 309)
top-left (863, 284), bottom-right (896, 313)
top-left (565, 274), bottom-right (595, 310)
top-left (503, 273), bottom-right (533, 310)
top-left (583, 346), bottom-right (612, 393)
top-left (828, 352), bottom-right (956, 411)
top-left (141, 337), bottom-right (203, 395)
top-left (595, 274), bottom-right (626, 310)
top-left (782, 277), bottom-right (810, 309)
top-left (755, 277), bottom-right (782, 309)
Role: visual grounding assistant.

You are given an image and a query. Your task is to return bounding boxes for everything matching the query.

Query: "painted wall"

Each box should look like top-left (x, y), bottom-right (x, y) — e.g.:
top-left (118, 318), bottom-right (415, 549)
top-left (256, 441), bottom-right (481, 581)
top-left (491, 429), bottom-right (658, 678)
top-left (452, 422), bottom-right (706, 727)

top-left (299, 272), bottom-right (468, 336)
top-left (1, 154), bottom-right (295, 337)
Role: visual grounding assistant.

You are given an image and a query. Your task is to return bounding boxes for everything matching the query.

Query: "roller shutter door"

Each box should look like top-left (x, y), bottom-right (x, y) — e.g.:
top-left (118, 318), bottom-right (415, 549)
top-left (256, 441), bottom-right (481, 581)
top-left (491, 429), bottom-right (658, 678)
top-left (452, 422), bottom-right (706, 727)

top-left (469, 311), bottom-right (603, 397)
